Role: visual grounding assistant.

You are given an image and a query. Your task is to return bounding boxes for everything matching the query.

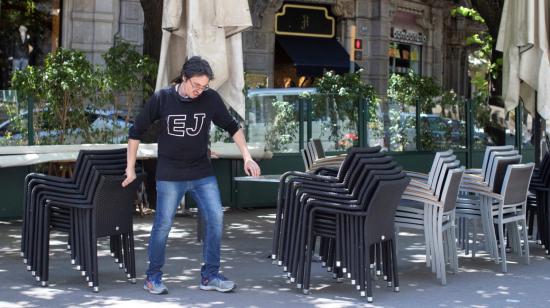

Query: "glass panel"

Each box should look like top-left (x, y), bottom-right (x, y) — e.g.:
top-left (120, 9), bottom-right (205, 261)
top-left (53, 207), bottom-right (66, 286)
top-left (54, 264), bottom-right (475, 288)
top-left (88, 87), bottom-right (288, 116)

top-left (471, 96), bottom-right (504, 149)
top-left (239, 88), bottom-right (314, 153)
top-left (505, 105), bottom-right (535, 149)
top-left (418, 94), bottom-right (466, 151)
top-left (310, 94), bottom-right (358, 151)
top-left (373, 98), bottom-right (417, 151)
top-left (0, 90), bottom-right (27, 146)
top-left (521, 107), bottom-right (534, 149)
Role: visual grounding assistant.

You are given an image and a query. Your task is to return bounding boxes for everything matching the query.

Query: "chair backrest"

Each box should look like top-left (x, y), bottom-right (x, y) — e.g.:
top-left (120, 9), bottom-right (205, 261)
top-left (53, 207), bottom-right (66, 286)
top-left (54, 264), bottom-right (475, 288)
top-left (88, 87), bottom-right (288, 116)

top-left (71, 148), bottom-right (127, 181)
top-left (364, 175), bottom-right (410, 242)
top-left (306, 141), bottom-right (319, 162)
top-left (501, 163), bottom-right (535, 205)
top-left (427, 150), bottom-right (454, 183)
top-left (311, 139), bottom-right (326, 159)
top-left (93, 173), bottom-right (144, 237)
top-left (76, 155), bottom-right (127, 190)
top-left (430, 155), bottom-right (458, 192)
top-left (487, 155), bottom-right (522, 193)
top-left (481, 145), bottom-right (514, 174)
top-left (301, 148), bottom-right (311, 170)
top-left (357, 167), bottom-right (403, 206)
top-left (537, 152), bottom-right (550, 185)
top-left (440, 168), bottom-right (465, 212)
top-left (345, 156), bottom-right (394, 191)
top-left (483, 150), bottom-right (518, 182)
top-left (434, 160), bottom-right (461, 201)
top-left (351, 161), bottom-right (400, 201)
top-left (336, 146), bottom-right (382, 179)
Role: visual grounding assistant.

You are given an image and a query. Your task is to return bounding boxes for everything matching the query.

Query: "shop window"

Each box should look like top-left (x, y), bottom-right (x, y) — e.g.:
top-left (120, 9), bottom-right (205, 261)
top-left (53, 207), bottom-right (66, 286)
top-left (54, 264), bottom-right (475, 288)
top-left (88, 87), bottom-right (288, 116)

top-left (389, 42), bottom-right (421, 75)
top-left (0, 0), bottom-right (61, 89)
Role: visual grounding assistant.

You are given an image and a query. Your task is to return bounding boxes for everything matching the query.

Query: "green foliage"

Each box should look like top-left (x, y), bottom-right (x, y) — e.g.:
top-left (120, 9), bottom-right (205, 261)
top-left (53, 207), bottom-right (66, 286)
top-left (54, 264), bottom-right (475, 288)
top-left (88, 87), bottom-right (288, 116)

top-left (451, 5), bottom-right (504, 146)
top-left (450, 6), bottom-right (485, 23)
top-left (265, 100), bottom-right (299, 151)
top-left (314, 70), bottom-right (376, 104)
top-left (12, 48), bottom-right (97, 144)
top-left (312, 70), bottom-right (379, 149)
top-left (102, 40), bottom-right (157, 122)
top-left (451, 6), bottom-right (496, 93)
top-left (10, 44), bottom-right (156, 145)
top-left (387, 72), bottom-right (468, 151)
top-left (388, 71), bottom-right (441, 112)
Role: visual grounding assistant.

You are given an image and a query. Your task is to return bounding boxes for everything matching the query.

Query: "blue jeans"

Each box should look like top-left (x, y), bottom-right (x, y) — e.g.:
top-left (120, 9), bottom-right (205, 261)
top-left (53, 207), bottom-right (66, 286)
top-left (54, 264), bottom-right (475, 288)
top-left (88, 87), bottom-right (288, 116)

top-left (12, 58), bottom-right (28, 73)
top-left (146, 176), bottom-right (223, 281)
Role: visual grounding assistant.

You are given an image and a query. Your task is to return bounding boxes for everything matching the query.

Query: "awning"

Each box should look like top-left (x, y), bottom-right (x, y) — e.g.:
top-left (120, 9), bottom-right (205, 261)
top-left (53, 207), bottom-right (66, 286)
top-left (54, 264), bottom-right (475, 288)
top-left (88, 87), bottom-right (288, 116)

top-left (276, 36), bottom-right (353, 76)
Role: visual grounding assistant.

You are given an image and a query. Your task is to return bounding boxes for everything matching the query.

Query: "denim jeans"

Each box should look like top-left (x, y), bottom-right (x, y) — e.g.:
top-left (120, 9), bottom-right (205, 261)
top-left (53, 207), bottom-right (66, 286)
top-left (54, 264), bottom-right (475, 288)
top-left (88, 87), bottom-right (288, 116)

top-left (146, 176), bottom-right (223, 281)
top-left (12, 58), bottom-right (28, 73)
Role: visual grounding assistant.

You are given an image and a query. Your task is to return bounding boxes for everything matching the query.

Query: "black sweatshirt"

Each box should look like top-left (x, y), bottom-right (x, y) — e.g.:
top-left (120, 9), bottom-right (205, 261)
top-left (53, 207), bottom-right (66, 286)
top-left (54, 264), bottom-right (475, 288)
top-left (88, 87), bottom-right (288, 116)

top-left (129, 86), bottom-right (240, 181)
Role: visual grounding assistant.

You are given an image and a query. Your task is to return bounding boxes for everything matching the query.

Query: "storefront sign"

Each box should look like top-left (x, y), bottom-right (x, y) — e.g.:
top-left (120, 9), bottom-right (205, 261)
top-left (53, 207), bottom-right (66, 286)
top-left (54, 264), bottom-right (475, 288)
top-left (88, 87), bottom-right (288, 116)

top-left (275, 4), bottom-right (335, 38)
top-left (391, 28), bottom-right (427, 44)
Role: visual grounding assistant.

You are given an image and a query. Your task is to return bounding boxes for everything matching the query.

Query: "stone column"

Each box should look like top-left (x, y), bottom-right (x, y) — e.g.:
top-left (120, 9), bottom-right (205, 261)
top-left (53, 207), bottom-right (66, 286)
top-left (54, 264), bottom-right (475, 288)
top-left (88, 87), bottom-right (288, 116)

top-left (62, 0), bottom-right (144, 65)
top-left (362, 0), bottom-right (392, 96)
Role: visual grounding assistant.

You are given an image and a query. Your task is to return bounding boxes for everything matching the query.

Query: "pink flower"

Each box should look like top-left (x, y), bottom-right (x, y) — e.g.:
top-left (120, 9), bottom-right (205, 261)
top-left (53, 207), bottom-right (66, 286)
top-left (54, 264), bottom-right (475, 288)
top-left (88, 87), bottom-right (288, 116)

top-left (343, 133), bottom-right (358, 140)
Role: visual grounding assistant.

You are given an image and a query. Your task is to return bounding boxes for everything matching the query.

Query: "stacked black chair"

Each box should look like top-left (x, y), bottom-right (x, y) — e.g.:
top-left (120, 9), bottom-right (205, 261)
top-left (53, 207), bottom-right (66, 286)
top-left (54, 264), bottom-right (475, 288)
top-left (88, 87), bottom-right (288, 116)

top-left (273, 146), bottom-right (410, 302)
top-left (302, 139), bottom-right (346, 173)
top-left (21, 148), bottom-right (144, 292)
top-left (272, 146), bottom-right (382, 262)
top-left (528, 152), bottom-right (550, 253)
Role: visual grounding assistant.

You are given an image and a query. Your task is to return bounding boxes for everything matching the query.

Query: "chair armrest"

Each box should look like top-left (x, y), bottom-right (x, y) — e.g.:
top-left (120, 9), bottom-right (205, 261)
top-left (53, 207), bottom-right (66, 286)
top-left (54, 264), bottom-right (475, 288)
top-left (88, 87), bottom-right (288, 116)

top-left (281, 170), bottom-right (337, 183)
top-left (312, 167), bottom-right (339, 176)
top-left (301, 193), bottom-right (357, 205)
top-left (305, 198), bottom-right (360, 211)
top-left (462, 173), bottom-right (484, 182)
top-left (402, 189), bottom-right (439, 202)
top-left (405, 171), bottom-right (429, 181)
top-left (25, 172), bottom-right (73, 186)
top-left (464, 168), bottom-right (482, 174)
top-left (408, 179), bottom-right (431, 190)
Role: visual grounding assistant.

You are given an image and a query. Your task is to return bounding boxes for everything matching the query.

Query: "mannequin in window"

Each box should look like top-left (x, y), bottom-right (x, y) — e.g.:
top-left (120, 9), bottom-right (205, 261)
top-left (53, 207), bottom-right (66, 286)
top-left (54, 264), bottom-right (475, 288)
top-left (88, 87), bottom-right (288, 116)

top-left (8, 25), bottom-right (33, 73)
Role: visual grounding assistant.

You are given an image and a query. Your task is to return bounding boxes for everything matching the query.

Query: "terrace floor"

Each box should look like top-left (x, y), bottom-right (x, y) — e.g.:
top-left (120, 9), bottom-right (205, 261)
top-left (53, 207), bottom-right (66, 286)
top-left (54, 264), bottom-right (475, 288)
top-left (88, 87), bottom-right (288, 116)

top-left (1, 208), bottom-right (550, 308)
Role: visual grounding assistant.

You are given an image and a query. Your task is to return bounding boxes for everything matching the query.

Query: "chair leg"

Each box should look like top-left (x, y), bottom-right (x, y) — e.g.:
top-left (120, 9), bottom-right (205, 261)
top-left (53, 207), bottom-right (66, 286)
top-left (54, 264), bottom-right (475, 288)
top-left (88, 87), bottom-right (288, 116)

top-left (521, 219), bottom-right (530, 265)
top-left (436, 210), bottom-right (446, 285)
top-left (472, 219), bottom-right (477, 258)
top-left (498, 222), bottom-right (507, 273)
top-left (391, 239), bottom-right (399, 292)
top-left (365, 244), bottom-right (373, 303)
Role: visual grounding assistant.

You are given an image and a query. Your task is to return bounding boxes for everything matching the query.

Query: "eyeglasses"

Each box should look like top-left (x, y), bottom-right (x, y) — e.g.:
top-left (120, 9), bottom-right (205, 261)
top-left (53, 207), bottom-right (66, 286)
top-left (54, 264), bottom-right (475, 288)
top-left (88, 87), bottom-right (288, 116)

top-left (187, 78), bottom-right (209, 92)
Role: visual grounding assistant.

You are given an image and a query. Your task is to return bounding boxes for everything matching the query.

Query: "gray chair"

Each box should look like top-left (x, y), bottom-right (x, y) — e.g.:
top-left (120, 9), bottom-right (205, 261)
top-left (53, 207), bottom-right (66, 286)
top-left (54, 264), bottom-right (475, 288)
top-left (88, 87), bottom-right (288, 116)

top-left (457, 151), bottom-right (520, 261)
top-left (396, 157), bottom-right (463, 285)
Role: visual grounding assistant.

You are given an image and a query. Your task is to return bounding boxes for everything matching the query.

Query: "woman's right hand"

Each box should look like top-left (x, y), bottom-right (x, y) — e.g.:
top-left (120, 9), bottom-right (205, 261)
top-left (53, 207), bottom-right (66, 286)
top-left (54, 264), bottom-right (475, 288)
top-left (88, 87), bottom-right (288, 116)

top-left (122, 167), bottom-right (136, 187)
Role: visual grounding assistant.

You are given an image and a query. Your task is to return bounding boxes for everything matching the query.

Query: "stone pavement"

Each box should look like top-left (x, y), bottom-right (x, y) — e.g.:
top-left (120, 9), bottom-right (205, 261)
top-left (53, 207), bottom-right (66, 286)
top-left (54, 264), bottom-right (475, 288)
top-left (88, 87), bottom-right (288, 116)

top-left (1, 208), bottom-right (550, 307)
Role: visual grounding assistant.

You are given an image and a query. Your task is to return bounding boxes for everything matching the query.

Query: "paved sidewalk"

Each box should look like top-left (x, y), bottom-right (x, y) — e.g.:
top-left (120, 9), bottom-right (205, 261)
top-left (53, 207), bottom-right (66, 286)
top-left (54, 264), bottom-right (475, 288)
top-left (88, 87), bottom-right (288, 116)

top-left (1, 208), bottom-right (550, 307)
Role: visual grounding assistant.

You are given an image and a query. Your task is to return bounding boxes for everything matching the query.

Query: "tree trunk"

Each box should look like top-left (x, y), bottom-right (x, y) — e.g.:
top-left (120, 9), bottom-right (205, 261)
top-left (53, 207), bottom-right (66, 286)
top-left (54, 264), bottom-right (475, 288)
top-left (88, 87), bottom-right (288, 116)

top-left (139, 0), bottom-right (163, 143)
top-left (139, 0), bottom-right (163, 64)
top-left (470, 0), bottom-right (504, 99)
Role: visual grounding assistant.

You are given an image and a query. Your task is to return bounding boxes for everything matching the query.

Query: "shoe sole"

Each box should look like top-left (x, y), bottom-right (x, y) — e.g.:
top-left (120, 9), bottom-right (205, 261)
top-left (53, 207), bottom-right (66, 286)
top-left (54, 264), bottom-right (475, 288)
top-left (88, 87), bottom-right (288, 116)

top-left (143, 284), bottom-right (168, 295)
top-left (199, 285), bottom-right (235, 292)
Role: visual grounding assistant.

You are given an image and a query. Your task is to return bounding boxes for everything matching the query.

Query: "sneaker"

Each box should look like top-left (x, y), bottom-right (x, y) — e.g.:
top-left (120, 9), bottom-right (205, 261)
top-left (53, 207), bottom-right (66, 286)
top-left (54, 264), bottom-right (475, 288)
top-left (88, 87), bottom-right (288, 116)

top-left (143, 277), bottom-right (168, 294)
top-left (200, 274), bottom-right (236, 292)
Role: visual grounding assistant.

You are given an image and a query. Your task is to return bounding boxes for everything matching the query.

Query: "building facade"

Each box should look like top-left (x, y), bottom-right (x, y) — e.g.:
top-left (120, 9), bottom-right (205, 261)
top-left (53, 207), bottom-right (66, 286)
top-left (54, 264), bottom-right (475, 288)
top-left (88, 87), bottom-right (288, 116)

top-left (244, 0), bottom-right (479, 97)
top-left (1, 0), bottom-right (477, 96)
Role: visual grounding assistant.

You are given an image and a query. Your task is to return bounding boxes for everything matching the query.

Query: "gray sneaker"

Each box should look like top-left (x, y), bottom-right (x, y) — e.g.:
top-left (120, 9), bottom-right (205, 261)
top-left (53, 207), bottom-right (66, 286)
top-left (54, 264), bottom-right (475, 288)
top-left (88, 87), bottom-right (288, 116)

top-left (143, 277), bottom-right (168, 294)
top-left (200, 274), bottom-right (236, 292)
